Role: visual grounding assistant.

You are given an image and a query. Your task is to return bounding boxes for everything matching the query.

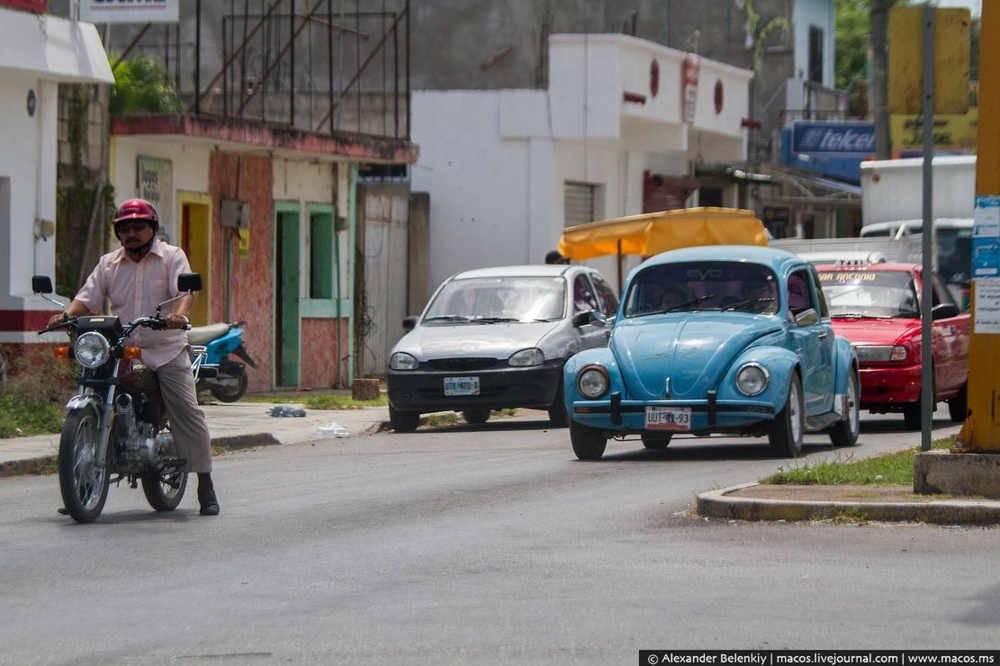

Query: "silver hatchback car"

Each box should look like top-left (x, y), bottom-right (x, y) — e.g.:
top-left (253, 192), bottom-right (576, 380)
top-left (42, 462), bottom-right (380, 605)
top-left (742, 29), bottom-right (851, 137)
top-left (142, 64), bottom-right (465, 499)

top-left (386, 264), bottom-right (618, 432)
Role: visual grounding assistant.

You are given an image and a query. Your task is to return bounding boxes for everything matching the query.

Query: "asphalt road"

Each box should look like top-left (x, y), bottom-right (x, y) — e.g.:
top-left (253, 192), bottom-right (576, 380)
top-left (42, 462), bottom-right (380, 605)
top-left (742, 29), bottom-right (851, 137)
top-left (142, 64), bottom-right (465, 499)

top-left (0, 408), bottom-right (996, 666)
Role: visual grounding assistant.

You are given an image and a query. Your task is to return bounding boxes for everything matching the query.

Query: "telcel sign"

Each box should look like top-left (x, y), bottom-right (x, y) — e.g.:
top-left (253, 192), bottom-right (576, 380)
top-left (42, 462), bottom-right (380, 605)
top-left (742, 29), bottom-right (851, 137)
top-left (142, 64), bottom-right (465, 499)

top-left (791, 121), bottom-right (876, 155)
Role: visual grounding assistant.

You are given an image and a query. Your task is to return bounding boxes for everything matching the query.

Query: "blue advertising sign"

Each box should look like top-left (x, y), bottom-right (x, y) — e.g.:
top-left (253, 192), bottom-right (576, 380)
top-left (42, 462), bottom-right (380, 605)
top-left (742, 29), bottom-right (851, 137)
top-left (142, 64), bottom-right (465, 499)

top-left (791, 121), bottom-right (876, 155)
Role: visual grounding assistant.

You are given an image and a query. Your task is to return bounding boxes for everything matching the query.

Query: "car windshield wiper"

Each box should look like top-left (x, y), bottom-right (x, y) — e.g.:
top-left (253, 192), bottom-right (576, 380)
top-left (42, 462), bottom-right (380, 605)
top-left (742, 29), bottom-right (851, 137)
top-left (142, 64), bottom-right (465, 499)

top-left (659, 294), bottom-right (716, 313)
top-left (472, 316), bottom-right (520, 324)
top-left (424, 315), bottom-right (473, 323)
top-left (722, 297), bottom-right (774, 312)
top-left (832, 312), bottom-right (892, 319)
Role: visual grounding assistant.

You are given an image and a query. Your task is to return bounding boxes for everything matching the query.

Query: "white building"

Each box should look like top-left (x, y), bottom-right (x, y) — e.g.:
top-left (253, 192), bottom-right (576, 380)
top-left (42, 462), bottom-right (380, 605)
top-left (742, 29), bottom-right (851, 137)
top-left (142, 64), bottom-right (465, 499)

top-left (0, 5), bottom-right (113, 347)
top-left (411, 34), bottom-right (753, 296)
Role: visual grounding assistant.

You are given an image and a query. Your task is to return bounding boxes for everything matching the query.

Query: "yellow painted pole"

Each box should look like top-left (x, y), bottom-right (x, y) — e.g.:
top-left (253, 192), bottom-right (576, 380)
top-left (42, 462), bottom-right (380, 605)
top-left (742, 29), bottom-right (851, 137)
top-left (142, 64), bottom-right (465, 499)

top-left (956, 2), bottom-right (1000, 452)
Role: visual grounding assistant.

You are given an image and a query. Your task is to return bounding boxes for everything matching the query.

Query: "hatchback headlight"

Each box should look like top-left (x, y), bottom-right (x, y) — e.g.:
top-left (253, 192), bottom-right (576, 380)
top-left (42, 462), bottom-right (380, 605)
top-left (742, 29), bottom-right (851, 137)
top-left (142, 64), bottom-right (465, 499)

top-left (735, 363), bottom-right (769, 396)
top-left (578, 365), bottom-right (609, 399)
top-left (509, 348), bottom-right (544, 367)
top-left (74, 332), bottom-right (111, 369)
top-left (389, 352), bottom-right (419, 370)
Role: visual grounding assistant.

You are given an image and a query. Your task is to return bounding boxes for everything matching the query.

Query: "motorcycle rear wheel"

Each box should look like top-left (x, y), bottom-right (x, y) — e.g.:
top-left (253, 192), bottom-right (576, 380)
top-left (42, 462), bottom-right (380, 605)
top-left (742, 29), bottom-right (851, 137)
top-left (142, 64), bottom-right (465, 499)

top-left (58, 406), bottom-right (111, 523)
top-left (142, 469), bottom-right (187, 511)
top-left (210, 371), bottom-right (248, 403)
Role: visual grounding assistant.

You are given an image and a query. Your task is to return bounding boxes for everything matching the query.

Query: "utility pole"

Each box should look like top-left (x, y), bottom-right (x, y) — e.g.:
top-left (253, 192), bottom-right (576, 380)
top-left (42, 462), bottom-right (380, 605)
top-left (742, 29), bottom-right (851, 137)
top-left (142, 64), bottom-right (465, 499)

top-left (871, 0), bottom-right (892, 160)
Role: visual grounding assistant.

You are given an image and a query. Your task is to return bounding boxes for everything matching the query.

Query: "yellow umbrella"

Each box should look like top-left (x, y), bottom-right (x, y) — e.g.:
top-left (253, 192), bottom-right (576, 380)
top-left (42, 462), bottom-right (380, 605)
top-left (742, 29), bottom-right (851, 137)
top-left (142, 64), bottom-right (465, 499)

top-left (557, 206), bottom-right (769, 261)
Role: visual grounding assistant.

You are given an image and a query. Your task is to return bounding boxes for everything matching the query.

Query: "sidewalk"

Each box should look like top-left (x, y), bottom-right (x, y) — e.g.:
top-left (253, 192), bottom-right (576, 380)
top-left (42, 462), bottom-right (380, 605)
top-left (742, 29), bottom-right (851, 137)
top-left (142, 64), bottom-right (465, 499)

top-left (0, 398), bottom-right (391, 477)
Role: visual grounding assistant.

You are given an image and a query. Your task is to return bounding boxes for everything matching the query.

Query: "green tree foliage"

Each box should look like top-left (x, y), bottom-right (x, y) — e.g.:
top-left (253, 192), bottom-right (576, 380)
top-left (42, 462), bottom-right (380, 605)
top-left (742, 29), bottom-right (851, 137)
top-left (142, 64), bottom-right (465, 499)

top-left (110, 55), bottom-right (183, 115)
top-left (835, 0), bottom-right (871, 91)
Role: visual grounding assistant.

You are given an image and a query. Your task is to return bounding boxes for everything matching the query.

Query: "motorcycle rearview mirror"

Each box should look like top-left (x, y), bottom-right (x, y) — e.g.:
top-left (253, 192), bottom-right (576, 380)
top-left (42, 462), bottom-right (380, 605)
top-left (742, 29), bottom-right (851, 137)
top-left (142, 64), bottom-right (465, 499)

top-left (155, 273), bottom-right (204, 318)
top-left (32, 275), bottom-right (67, 309)
top-left (32, 275), bottom-right (53, 294)
top-left (177, 273), bottom-right (202, 293)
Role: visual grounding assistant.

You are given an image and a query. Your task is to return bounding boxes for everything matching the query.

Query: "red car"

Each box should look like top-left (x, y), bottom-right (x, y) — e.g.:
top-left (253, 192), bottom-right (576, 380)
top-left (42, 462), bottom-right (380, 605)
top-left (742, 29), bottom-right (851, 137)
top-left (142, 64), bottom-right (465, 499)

top-left (815, 262), bottom-right (970, 430)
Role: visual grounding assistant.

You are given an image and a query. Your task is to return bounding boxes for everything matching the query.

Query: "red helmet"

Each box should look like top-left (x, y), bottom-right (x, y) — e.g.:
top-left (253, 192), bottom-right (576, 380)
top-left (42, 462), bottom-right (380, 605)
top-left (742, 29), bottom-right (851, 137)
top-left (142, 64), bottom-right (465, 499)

top-left (113, 198), bottom-right (159, 227)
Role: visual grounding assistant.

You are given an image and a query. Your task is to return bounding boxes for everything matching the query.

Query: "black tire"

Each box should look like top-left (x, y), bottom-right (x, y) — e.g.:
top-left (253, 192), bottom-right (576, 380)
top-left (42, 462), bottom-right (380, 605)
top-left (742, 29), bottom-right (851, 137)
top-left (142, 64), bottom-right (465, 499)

top-left (547, 380), bottom-right (568, 428)
top-left (58, 406), bottom-right (111, 523)
top-left (769, 373), bottom-right (804, 457)
top-left (141, 469), bottom-right (188, 512)
top-left (829, 370), bottom-right (861, 447)
top-left (210, 371), bottom-right (248, 403)
top-left (948, 383), bottom-right (968, 423)
top-left (641, 433), bottom-right (672, 449)
top-left (389, 405), bottom-right (420, 433)
top-left (462, 408), bottom-right (491, 424)
top-left (570, 420), bottom-right (607, 460)
top-left (902, 402), bottom-right (922, 431)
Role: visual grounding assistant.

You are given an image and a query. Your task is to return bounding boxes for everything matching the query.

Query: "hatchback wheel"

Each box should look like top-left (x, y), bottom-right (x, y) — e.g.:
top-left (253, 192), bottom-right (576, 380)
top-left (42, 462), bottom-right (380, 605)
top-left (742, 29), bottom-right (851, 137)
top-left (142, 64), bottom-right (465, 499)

top-left (389, 405), bottom-right (420, 433)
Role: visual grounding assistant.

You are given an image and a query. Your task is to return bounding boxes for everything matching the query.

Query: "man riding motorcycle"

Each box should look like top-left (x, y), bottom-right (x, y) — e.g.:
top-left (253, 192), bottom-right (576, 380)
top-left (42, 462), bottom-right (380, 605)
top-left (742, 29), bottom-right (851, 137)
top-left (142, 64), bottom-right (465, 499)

top-left (48, 198), bottom-right (220, 516)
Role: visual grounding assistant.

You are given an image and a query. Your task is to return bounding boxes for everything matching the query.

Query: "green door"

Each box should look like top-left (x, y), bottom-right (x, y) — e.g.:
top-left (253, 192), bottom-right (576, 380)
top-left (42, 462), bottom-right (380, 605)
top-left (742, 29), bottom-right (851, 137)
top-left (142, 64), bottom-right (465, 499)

top-left (276, 209), bottom-right (300, 387)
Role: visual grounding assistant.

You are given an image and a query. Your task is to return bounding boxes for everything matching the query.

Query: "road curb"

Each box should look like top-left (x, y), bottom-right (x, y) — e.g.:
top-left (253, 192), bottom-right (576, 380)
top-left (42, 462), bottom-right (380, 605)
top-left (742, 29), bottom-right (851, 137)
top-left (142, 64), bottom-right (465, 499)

top-left (0, 456), bottom-right (56, 478)
top-left (697, 482), bottom-right (1000, 525)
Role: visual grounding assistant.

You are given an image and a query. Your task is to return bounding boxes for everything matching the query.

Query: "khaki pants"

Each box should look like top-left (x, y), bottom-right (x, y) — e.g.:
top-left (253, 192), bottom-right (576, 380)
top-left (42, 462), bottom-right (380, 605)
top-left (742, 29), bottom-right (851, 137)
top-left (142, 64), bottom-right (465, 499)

top-left (155, 349), bottom-right (212, 473)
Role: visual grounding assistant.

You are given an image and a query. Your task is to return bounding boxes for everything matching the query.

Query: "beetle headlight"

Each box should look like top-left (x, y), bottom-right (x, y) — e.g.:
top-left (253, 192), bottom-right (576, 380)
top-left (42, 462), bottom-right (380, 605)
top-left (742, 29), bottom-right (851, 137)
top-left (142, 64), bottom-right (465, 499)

top-left (578, 365), bottom-right (609, 399)
top-left (389, 352), bottom-right (419, 370)
top-left (509, 348), bottom-right (544, 367)
top-left (735, 363), bottom-right (769, 396)
top-left (74, 331), bottom-right (111, 369)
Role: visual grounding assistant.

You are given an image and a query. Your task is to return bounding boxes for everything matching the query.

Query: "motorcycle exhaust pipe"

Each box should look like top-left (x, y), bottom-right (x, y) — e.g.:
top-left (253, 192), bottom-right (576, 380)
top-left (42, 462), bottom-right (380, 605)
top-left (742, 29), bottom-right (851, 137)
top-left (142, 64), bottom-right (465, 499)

top-left (115, 393), bottom-right (138, 439)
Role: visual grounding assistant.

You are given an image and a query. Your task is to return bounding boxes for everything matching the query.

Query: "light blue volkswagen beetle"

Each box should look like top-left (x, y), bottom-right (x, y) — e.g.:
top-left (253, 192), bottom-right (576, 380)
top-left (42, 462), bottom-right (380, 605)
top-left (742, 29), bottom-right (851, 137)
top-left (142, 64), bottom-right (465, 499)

top-left (564, 245), bottom-right (860, 459)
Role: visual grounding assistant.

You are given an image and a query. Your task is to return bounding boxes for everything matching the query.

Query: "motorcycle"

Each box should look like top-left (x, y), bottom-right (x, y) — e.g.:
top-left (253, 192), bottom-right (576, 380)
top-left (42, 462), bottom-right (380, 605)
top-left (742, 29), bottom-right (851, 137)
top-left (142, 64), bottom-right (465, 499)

top-left (33, 272), bottom-right (203, 523)
top-left (188, 320), bottom-right (256, 402)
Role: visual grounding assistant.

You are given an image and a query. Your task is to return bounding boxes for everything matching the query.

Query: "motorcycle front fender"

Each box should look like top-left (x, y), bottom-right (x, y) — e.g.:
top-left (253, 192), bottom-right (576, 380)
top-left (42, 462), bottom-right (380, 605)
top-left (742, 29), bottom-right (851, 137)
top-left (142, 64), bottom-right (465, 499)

top-left (65, 394), bottom-right (103, 411)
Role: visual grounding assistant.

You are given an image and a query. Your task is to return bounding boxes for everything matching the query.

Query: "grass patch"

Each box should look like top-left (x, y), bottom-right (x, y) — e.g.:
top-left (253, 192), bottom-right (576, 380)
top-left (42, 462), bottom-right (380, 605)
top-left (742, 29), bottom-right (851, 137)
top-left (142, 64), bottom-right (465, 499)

top-left (0, 392), bottom-right (66, 439)
top-left (760, 435), bottom-right (956, 486)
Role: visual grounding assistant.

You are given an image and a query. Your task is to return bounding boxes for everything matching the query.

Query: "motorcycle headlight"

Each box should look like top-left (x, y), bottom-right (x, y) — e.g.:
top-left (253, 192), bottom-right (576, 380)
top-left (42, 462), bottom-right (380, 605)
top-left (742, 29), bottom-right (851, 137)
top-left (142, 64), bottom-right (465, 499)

top-left (75, 331), bottom-right (111, 369)
top-left (735, 363), bottom-right (769, 396)
top-left (389, 352), bottom-right (419, 371)
top-left (577, 365), bottom-right (609, 399)
top-left (509, 348), bottom-right (544, 367)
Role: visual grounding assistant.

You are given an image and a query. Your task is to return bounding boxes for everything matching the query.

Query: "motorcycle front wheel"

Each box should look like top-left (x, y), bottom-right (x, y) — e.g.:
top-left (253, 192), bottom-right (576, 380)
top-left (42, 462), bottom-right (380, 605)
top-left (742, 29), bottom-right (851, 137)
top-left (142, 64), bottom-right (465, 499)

top-left (142, 469), bottom-right (187, 511)
top-left (58, 406), bottom-right (111, 523)
top-left (210, 371), bottom-right (248, 403)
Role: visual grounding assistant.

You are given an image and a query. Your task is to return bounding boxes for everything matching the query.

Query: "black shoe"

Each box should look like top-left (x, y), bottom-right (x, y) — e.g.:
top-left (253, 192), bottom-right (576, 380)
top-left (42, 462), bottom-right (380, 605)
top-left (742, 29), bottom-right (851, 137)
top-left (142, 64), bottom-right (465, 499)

top-left (198, 488), bottom-right (220, 516)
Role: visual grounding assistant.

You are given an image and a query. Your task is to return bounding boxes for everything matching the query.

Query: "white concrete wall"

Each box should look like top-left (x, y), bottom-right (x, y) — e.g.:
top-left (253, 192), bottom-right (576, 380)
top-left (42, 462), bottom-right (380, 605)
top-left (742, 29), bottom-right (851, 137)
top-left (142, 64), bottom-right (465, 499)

top-left (0, 72), bottom-right (54, 315)
top-left (273, 160), bottom-right (336, 205)
top-left (792, 0), bottom-right (835, 86)
top-left (411, 34), bottom-right (752, 294)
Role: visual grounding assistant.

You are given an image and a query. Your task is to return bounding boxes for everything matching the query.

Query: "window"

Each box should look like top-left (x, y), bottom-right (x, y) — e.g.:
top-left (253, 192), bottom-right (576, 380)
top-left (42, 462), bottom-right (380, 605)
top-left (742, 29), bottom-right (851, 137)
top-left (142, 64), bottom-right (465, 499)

top-left (590, 273), bottom-right (619, 315)
top-left (565, 182), bottom-right (599, 227)
top-left (309, 211), bottom-right (334, 299)
top-left (808, 26), bottom-right (824, 84)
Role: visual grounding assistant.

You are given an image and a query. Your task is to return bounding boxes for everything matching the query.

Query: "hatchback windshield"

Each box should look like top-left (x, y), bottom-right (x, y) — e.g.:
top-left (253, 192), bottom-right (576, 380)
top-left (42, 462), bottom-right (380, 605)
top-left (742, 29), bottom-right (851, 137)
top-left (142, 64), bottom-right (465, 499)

top-left (625, 262), bottom-right (779, 316)
top-left (817, 269), bottom-right (918, 319)
top-left (422, 276), bottom-right (566, 323)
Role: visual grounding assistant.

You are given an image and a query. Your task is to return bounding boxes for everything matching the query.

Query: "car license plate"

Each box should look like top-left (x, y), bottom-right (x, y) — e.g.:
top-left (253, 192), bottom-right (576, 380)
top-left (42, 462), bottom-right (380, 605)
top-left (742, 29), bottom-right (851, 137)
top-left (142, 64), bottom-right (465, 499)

top-left (645, 406), bottom-right (691, 431)
top-left (444, 376), bottom-right (480, 396)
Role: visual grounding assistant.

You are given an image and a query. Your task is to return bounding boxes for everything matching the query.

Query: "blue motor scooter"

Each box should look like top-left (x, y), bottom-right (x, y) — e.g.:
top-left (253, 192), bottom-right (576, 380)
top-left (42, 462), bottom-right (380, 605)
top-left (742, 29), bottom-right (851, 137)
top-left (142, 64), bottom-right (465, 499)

top-left (188, 321), bottom-right (257, 402)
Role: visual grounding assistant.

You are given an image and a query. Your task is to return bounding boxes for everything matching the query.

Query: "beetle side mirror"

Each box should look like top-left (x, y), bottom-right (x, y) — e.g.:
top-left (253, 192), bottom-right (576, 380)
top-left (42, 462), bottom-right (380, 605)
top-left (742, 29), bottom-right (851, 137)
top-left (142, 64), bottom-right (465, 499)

top-left (793, 309), bottom-right (819, 326)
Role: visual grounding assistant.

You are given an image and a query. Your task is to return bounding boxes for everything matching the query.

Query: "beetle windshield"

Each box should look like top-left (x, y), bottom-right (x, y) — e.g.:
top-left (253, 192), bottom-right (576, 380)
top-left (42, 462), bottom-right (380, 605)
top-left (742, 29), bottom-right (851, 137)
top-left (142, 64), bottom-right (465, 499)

top-left (817, 269), bottom-right (918, 319)
top-left (423, 276), bottom-right (566, 323)
top-left (625, 262), bottom-right (778, 316)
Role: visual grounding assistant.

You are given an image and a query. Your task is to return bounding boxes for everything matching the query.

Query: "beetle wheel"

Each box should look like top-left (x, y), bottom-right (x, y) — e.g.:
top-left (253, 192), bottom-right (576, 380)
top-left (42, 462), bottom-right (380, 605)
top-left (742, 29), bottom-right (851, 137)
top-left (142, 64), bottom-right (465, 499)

top-left (570, 421), bottom-right (607, 460)
top-left (768, 373), bottom-right (804, 457)
top-left (829, 370), bottom-right (860, 447)
top-left (462, 408), bottom-right (491, 424)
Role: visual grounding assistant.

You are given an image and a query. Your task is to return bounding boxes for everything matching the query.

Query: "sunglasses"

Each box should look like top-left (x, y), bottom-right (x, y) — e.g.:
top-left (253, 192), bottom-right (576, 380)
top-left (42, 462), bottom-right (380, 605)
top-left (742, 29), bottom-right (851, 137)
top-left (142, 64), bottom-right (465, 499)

top-left (115, 221), bottom-right (151, 233)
